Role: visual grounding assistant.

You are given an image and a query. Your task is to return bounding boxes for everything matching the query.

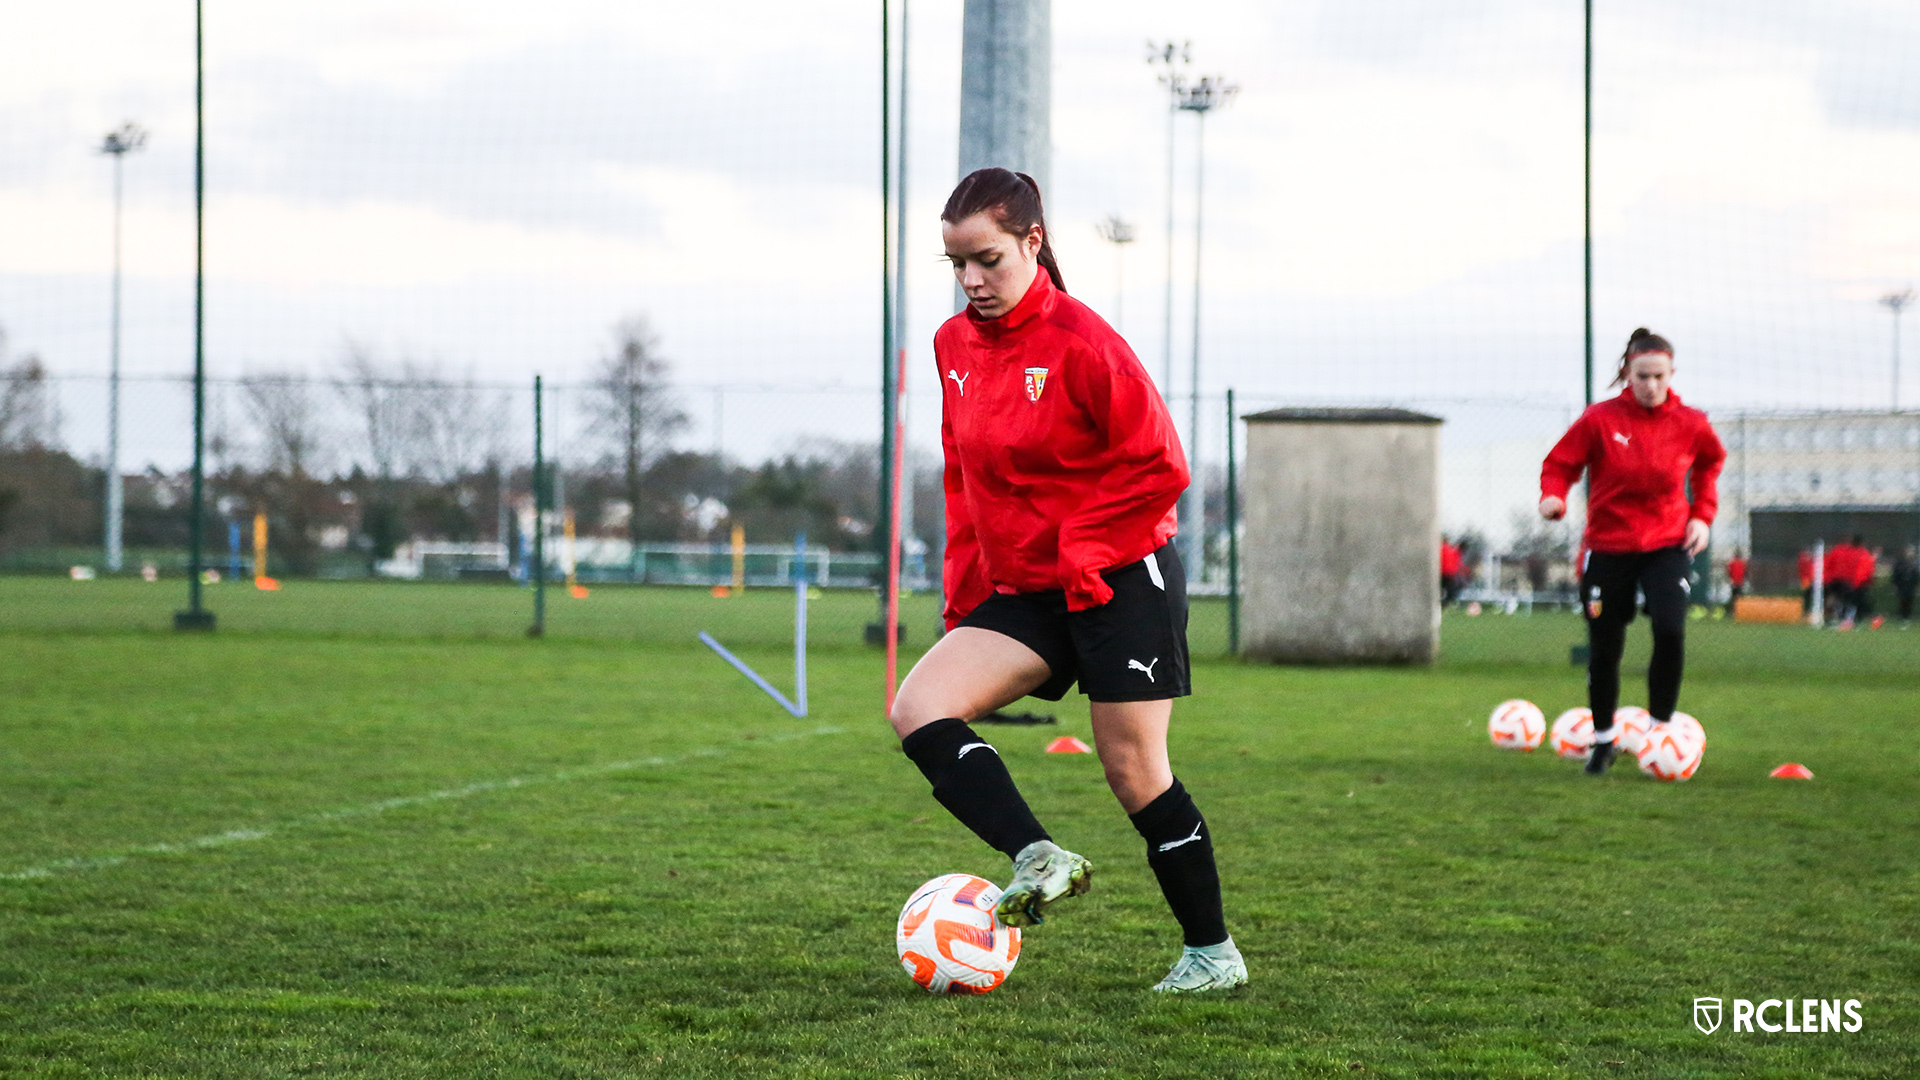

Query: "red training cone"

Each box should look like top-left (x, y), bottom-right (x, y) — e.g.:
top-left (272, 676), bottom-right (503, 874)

top-left (1769, 763), bottom-right (1814, 780)
top-left (1045, 736), bottom-right (1093, 754)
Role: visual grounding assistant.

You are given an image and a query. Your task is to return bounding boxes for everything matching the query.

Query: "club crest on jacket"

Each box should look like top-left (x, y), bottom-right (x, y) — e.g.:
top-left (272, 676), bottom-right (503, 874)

top-left (1024, 367), bottom-right (1049, 402)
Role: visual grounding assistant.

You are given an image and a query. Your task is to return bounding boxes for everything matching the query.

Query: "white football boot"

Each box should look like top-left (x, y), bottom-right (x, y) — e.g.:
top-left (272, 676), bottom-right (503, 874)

top-left (1151, 937), bottom-right (1249, 994)
top-left (995, 839), bottom-right (1093, 928)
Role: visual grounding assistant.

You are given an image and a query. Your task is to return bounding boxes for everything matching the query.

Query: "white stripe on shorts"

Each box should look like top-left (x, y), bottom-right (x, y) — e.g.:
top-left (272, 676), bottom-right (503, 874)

top-left (1144, 552), bottom-right (1165, 591)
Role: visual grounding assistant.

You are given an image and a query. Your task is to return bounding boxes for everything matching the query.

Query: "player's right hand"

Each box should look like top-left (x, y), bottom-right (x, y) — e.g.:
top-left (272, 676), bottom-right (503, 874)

top-left (1539, 496), bottom-right (1566, 521)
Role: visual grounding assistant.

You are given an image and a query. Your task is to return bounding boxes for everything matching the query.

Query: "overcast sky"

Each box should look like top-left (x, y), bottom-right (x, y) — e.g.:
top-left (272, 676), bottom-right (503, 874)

top-left (2, 0), bottom-right (1916, 537)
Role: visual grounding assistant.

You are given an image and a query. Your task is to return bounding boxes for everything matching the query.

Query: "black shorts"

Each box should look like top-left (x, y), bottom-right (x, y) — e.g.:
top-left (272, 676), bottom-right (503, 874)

top-left (956, 542), bottom-right (1191, 703)
top-left (1581, 546), bottom-right (1691, 636)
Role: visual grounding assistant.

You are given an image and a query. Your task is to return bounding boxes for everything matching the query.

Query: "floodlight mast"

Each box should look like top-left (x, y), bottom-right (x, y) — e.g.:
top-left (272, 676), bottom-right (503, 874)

top-left (1147, 40), bottom-right (1190, 402)
top-left (1882, 289), bottom-right (1913, 411)
top-left (1176, 74), bottom-right (1237, 586)
top-left (98, 122), bottom-right (147, 575)
top-left (1094, 214), bottom-right (1136, 334)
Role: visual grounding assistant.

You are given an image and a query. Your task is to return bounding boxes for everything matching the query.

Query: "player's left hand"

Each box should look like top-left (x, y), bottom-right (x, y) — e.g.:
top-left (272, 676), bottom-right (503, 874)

top-left (1685, 518), bottom-right (1711, 557)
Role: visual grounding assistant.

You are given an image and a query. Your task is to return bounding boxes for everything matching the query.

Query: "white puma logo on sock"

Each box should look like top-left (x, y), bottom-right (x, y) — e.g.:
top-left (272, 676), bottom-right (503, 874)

top-left (956, 742), bottom-right (994, 759)
top-left (1157, 823), bottom-right (1205, 852)
top-left (947, 369), bottom-right (970, 397)
top-left (1128, 657), bottom-right (1160, 682)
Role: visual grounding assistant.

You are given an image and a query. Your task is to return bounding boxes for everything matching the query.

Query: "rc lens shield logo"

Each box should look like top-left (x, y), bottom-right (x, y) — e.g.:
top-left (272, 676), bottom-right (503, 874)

top-left (1023, 367), bottom-right (1049, 402)
top-left (1695, 997), bottom-right (1864, 1034)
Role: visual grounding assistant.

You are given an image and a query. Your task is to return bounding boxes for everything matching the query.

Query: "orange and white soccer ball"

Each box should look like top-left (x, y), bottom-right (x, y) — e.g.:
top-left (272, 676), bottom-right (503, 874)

top-left (1488, 699), bottom-right (1546, 751)
top-left (896, 874), bottom-right (1021, 994)
top-left (1664, 711), bottom-right (1706, 748)
top-left (1549, 707), bottom-right (1594, 760)
top-left (1613, 706), bottom-right (1653, 754)
top-left (1635, 721), bottom-right (1705, 782)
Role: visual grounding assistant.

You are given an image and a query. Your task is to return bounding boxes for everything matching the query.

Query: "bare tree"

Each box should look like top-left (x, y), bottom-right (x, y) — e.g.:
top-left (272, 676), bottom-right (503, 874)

top-left (404, 369), bottom-right (502, 484)
top-left (336, 348), bottom-right (508, 484)
top-left (242, 373), bottom-right (327, 477)
top-left (587, 317), bottom-right (687, 565)
top-left (336, 345), bottom-right (405, 481)
top-left (0, 353), bottom-right (60, 451)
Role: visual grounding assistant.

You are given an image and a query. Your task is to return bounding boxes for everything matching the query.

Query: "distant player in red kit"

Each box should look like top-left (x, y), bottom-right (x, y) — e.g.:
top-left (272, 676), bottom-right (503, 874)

top-left (1440, 536), bottom-right (1465, 605)
top-left (886, 168), bottom-right (1242, 993)
top-left (1540, 329), bottom-right (1726, 774)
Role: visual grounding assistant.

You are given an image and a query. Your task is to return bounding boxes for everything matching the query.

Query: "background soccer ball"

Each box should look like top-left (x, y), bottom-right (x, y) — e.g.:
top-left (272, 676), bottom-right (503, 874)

top-left (1549, 707), bottom-right (1594, 760)
top-left (1488, 699), bottom-right (1546, 751)
top-left (1613, 706), bottom-right (1653, 754)
top-left (1636, 723), bottom-right (1705, 781)
top-left (896, 874), bottom-right (1021, 994)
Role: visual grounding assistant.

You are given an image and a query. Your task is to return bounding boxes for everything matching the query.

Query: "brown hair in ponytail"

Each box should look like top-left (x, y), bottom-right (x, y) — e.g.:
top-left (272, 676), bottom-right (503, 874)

top-left (1612, 327), bottom-right (1674, 386)
top-left (941, 167), bottom-right (1067, 293)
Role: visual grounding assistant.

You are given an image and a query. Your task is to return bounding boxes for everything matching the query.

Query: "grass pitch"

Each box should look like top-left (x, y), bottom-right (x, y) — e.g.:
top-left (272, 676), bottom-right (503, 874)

top-left (1, 579), bottom-right (1916, 1078)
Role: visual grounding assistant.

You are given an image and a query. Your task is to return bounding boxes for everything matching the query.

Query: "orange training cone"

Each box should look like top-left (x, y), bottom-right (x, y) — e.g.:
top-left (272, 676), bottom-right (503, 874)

top-left (1769, 763), bottom-right (1814, 780)
top-left (1045, 736), bottom-right (1093, 754)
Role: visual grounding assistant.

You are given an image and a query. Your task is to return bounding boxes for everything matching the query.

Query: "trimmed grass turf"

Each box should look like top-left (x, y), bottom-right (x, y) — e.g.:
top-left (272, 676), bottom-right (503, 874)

top-left (1, 580), bottom-right (1916, 1078)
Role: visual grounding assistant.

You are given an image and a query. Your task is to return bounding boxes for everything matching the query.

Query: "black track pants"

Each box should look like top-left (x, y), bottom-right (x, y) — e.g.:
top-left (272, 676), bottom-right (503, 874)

top-left (1581, 546), bottom-right (1690, 729)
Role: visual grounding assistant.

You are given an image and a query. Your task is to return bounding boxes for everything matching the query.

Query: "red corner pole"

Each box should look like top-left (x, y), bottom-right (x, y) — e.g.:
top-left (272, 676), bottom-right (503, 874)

top-left (884, 347), bottom-right (907, 710)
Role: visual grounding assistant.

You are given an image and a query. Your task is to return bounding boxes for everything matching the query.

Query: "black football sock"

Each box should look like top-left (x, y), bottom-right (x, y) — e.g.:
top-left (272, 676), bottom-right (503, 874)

top-left (901, 718), bottom-right (1049, 859)
top-left (1587, 618), bottom-right (1626, 736)
top-left (1129, 778), bottom-right (1228, 948)
top-left (1647, 629), bottom-right (1685, 722)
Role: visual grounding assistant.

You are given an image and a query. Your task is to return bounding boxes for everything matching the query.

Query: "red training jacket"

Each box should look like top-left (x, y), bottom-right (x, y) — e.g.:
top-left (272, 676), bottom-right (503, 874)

top-left (934, 269), bottom-right (1188, 627)
top-left (1728, 557), bottom-right (1747, 587)
top-left (1825, 544), bottom-right (1857, 589)
top-left (1440, 542), bottom-right (1463, 578)
top-left (1857, 549), bottom-right (1877, 588)
top-left (1540, 388), bottom-right (1726, 554)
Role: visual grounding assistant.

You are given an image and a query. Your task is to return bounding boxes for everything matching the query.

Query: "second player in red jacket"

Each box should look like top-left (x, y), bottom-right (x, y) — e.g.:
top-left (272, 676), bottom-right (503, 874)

top-left (1540, 327), bottom-right (1725, 775)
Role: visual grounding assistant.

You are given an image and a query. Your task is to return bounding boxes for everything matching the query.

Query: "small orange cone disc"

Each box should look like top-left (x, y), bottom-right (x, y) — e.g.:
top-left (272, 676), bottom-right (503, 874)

top-left (1769, 763), bottom-right (1814, 780)
top-left (1045, 736), bottom-right (1093, 754)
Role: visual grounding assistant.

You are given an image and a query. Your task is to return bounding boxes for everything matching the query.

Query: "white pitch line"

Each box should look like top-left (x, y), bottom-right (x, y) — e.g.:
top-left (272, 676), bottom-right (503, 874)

top-left (2, 724), bottom-right (845, 882)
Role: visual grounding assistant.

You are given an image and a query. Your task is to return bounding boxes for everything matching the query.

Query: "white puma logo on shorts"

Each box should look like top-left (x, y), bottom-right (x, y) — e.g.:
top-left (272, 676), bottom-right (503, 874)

top-left (1128, 657), bottom-right (1160, 682)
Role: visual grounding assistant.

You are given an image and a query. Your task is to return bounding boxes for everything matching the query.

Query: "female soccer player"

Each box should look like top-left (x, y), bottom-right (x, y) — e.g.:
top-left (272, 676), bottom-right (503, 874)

top-left (1540, 328), bottom-right (1726, 774)
top-left (889, 167), bottom-right (1244, 993)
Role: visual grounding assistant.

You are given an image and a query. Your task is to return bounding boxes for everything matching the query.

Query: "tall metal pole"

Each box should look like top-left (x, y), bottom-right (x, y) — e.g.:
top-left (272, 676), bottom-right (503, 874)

top-left (1163, 98), bottom-right (1176, 401)
top-left (874, 0), bottom-right (897, 641)
top-left (894, 0), bottom-right (914, 592)
top-left (529, 375), bottom-right (546, 638)
top-left (1186, 107), bottom-right (1206, 578)
top-left (99, 123), bottom-right (145, 574)
top-left (1095, 215), bottom-right (1135, 334)
top-left (1226, 387), bottom-right (1239, 655)
top-left (174, 0), bottom-right (213, 631)
top-left (1583, 0), bottom-right (1594, 407)
top-left (1149, 43), bottom-right (1186, 400)
top-left (1882, 290), bottom-right (1912, 410)
top-left (1176, 76), bottom-right (1235, 582)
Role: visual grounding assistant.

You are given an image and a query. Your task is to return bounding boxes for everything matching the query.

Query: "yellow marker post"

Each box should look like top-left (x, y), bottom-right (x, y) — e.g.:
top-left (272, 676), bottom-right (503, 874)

top-left (252, 511), bottom-right (279, 590)
top-left (563, 508), bottom-right (588, 598)
top-left (731, 523), bottom-right (746, 596)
